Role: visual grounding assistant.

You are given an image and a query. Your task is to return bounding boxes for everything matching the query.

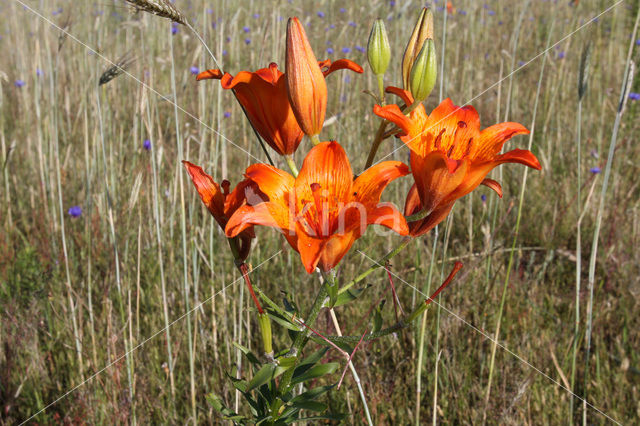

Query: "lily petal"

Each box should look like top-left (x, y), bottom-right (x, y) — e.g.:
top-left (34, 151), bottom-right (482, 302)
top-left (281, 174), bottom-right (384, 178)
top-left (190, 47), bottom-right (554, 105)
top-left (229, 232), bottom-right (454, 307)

top-left (410, 151), bottom-right (468, 212)
top-left (182, 161), bottom-right (226, 227)
top-left (226, 202), bottom-right (293, 238)
top-left (475, 122), bottom-right (530, 160)
top-left (320, 58), bottom-right (364, 77)
top-left (295, 141), bottom-right (353, 212)
top-left (196, 69), bottom-right (223, 81)
top-left (295, 222), bottom-right (325, 273)
top-left (385, 86), bottom-right (415, 106)
top-left (481, 178), bottom-right (503, 198)
top-left (367, 203), bottom-right (409, 235)
top-left (353, 161), bottom-right (409, 209)
top-left (245, 163), bottom-right (295, 206)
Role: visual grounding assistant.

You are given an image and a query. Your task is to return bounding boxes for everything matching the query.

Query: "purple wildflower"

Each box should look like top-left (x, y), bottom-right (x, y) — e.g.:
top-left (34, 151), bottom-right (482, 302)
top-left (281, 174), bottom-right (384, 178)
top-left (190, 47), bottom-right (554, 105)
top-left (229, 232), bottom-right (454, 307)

top-left (317, 11), bottom-right (325, 18)
top-left (340, 7), bottom-right (346, 13)
top-left (245, 38), bottom-right (251, 45)
top-left (341, 47), bottom-right (351, 53)
top-left (348, 21), bottom-right (356, 27)
top-left (253, 13), bottom-right (260, 19)
top-left (68, 206), bottom-right (82, 218)
top-left (36, 68), bottom-right (43, 77)
top-left (171, 23), bottom-right (178, 35)
top-left (481, 194), bottom-right (487, 202)
top-left (224, 111), bottom-right (231, 118)
top-left (629, 92), bottom-right (640, 101)
top-left (243, 26), bottom-right (250, 33)
top-left (14, 79), bottom-right (25, 88)
top-left (590, 167), bottom-right (601, 174)
top-left (190, 66), bottom-right (199, 75)
top-left (143, 139), bottom-right (152, 151)
top-left (327, 47), bottom-right (334, 54)
top-left (355, 45), bottom-right (365, 53)
top-left (557, 51), bottom-right (566, 59)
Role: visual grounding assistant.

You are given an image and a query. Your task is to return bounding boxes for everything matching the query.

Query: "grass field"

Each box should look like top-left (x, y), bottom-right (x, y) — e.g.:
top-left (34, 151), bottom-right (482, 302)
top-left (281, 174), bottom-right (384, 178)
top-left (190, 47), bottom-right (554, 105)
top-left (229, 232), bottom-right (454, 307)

top-left (1, 0), bottom-right (639, 424)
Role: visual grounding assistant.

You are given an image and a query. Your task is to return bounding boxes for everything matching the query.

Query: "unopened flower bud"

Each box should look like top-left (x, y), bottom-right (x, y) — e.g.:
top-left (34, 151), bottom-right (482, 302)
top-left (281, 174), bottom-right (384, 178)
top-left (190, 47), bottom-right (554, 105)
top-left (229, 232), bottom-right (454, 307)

top-left (286, 17), bottom-right (327, 137)
top-left (367, 19), bottom-right (391, 76)
top-left (402, 7), bottom-right (433, 89)
top-left (409, 38), bottom-right (437, 103)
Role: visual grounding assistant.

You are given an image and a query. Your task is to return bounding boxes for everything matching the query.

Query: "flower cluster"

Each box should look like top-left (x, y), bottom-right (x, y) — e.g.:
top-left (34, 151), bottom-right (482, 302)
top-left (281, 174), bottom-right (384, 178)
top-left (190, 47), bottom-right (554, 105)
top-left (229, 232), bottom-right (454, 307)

top-left (185, 12), bottom-right (541, 275)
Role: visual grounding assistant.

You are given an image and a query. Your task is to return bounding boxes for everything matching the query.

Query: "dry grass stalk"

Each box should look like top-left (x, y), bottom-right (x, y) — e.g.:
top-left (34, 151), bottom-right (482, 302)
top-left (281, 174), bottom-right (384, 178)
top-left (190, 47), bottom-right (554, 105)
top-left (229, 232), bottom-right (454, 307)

top-left (99, 52), bottom-right (136, 86)
top-left (124, 0), bottom-right (187, 25)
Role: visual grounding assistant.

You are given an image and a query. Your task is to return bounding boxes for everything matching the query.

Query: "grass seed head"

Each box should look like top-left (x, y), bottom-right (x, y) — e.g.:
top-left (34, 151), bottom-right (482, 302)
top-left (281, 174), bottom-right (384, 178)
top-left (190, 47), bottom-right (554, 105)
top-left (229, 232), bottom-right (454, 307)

top-left (124, 0), bottom-right (187, 25)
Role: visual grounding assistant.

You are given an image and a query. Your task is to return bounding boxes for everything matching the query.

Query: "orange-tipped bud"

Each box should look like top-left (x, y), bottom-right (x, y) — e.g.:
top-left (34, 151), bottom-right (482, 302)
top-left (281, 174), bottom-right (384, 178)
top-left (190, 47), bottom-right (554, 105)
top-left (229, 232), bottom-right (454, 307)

top-left (402, 7), bottom-right (434, 89)
top-left (286, 17), bottom-right (327, 137)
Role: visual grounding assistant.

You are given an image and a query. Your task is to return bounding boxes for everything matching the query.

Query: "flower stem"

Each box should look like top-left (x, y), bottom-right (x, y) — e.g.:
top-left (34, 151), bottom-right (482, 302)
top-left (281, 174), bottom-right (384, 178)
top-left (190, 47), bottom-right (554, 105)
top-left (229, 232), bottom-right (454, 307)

top-left (364, 118), bottom-right (389, 169)
top-left (285, 155), bottom-right (299, 177)
top-left (310, 134), bottom-right (321, 146)
top-left (272, 284), bottom-right (328, 411)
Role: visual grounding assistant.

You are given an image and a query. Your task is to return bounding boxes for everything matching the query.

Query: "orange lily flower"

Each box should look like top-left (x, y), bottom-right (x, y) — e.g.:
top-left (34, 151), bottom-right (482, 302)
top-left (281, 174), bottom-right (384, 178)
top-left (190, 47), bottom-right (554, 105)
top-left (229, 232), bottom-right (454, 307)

top-left (286, 17), bottom-right (363, 137)
top-left (226, 141), bottom-right (409, 273)
top-left (374, 88), bottom-right (541, 236)
top-left (183, 161), bottom-right (256, 260)
top-left (197, 60), bottom-right (362, 155)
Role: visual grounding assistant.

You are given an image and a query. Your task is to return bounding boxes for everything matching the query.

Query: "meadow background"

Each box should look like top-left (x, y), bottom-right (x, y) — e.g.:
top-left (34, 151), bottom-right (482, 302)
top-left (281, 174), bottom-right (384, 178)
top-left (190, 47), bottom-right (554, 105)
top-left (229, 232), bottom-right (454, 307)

top-left (1, 0), bottom-right (639, 424)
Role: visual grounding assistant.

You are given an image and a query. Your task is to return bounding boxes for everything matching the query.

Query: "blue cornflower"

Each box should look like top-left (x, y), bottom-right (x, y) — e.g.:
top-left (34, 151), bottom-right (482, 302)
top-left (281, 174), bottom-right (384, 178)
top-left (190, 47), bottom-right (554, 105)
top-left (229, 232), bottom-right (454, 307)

top-left (557, 51), bottom-right (566, 59)
top-left (243, 26), bottom-right (250, 33)
top-left (14, 79), bottom-right (25, 88)
top-left (348, 21), bottom-right (356, 27)
top-left (355, 45), bottom-right (365, 53)
top-left (341, 47), bottom-right (351, 53)
top-left (224, 111), bottom-right (231, 118)
top-left (481, 194), bottom-right (487, 202)
top-left (68, 206), bottom-right (82, 217)
top-left (36, 68), bottom-right (43, 77)
top-left (629, 92), bottom-right (640, 101)
top-left (143, 139), bottom-right (151, 151)
top-left (340, 7), bottom-right (346, 13)
top-left (327, 47), bottom-right (334, 54)
top-left (171, 23), bottom-right (178, 35)
top-left (590, 167), bottom-right (601, 174)
top-left (317, 11), bottom-right (325, 18)
top-left (245, 38), bottom-right (251, 45)
top-left (253, 13), bottom-right (260, 19)
top-left (190, 66), bottom-right (199, 75)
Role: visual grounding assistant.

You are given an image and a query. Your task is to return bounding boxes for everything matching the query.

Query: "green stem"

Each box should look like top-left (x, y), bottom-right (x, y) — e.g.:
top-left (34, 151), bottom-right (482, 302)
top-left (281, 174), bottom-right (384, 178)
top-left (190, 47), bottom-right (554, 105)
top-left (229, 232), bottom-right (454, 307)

top-left (364, 119), bottom-right (389, 169)
top-left (376, 73), bottom-right (385, 105)
top-left (285, 155), bottom-right (299, 177)
top-left (272, 284), bottom-right (328, 411)
top-left (405, 207), bottom-right (431, 223)
top-left (310, 134), bottom-right (321, 146)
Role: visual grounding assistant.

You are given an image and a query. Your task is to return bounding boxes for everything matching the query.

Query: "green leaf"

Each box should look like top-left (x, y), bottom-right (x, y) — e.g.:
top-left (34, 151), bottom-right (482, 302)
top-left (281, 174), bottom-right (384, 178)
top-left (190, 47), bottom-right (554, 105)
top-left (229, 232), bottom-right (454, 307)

top-left (277, 356), bottom-right (298, 370)
top-left (205, 393), bottom-right (247, 422)
top-left (247, 363), bottom-right (287, 391)
top-left (291, 362), bottom-right (339, 385)
top-left (334, 285), bottom-right (371, 306)
top-left (226, 372), bottom-right (248, 393)
top-left (266, 309), bottom-right (299, 331)
top-left (299, 347), bottom-right (329, 367)
top-left (290, 400), bottom-right (327, 412)
top-left (233, 342), bottom-right (261, 365)
top-left (289, 384), bottom-right (335, 403)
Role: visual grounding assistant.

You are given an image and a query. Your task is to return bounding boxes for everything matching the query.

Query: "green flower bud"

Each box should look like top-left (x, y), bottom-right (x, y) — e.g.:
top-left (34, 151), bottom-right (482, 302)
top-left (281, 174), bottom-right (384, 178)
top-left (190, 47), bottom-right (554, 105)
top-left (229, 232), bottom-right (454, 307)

top-left (402, 7), bottom-right (434, 89)
top-left (409, 38), bottom-right (437, 103)
top-left (367, 19), bottom-right (391, 76)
